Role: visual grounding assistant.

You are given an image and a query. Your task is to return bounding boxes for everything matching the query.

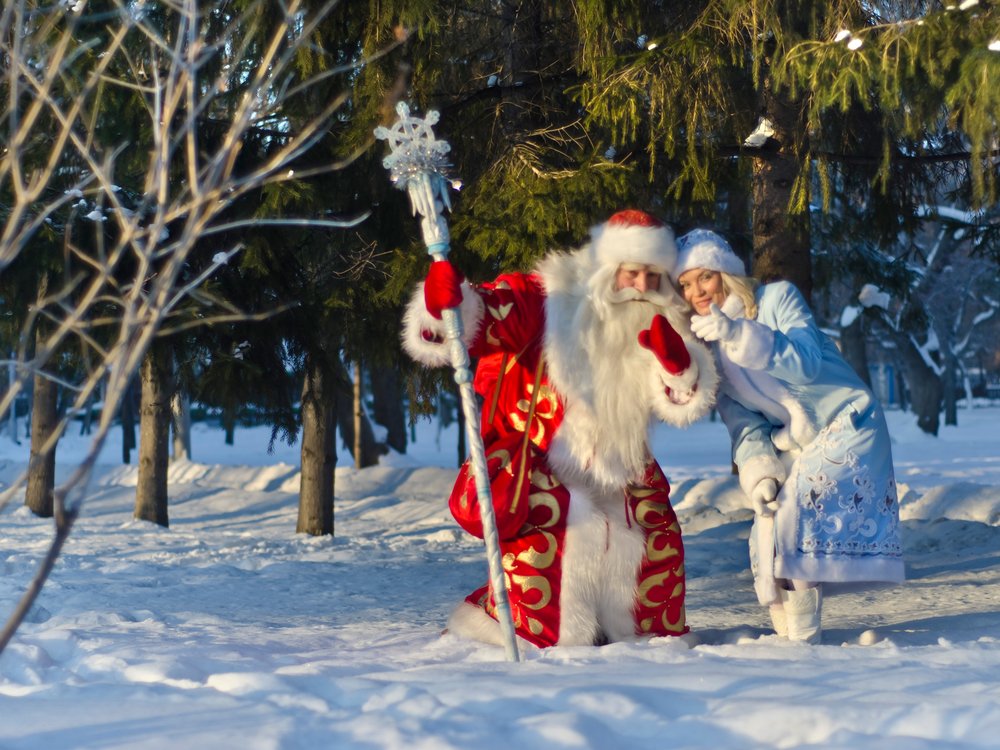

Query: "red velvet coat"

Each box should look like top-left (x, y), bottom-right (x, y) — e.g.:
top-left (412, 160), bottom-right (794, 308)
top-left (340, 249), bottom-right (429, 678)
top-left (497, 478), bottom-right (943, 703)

top-left (446, 272), bottom-right (687, 647)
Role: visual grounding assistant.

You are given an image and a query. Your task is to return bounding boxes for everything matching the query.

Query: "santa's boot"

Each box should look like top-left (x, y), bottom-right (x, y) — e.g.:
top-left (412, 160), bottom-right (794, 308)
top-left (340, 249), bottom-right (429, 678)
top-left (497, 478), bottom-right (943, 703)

top-left (768, 602), bottom-right (788, 638)
top-left (780, 586), bottom-right (822, 644)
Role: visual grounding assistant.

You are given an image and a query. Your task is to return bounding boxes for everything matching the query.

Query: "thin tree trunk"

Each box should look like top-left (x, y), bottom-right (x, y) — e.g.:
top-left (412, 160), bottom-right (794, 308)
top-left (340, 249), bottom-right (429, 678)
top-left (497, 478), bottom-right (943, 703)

top-left (298, 353), bottom-right (335, 535)
top-left (370, 364), bottom-right (407, 454)
top-left (25, 280), bottom-right (58, 518)
top-left (455, 382), bottom-right (466, 468)
top-left (223, 405), bottom-right (235, 446)
top-left (353, 361), bottom-right (363, 470)
top-left (7, 359), bottom-right (19, 445)
top-left (943, 351), bottom-right (958, 426)
top-left (840, 315), bottom-right (872, 387)
top-left (335, 359), bottom-right (382, 467)
top-left (171, 390), bottom-right (192, 461)
top-left (121, 380), bottom-right (136, 464)
top-left (135, 343), bottom-right (173, 527)
top-left (25, 369), bottom-right (58, 518)
top-left (895, 337), bottom-right (943, 436)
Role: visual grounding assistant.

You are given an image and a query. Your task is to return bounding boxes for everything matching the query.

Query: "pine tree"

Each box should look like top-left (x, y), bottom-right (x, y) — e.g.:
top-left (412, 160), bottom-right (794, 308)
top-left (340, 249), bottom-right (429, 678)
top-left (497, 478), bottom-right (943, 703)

top-left (356, 0), bottom-right (1000, 434)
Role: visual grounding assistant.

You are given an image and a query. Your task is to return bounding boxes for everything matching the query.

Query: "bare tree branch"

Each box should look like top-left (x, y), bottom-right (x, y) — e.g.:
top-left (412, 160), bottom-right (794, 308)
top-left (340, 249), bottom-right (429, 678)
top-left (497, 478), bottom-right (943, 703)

top-left (0, 0), bottom-right (395, 654)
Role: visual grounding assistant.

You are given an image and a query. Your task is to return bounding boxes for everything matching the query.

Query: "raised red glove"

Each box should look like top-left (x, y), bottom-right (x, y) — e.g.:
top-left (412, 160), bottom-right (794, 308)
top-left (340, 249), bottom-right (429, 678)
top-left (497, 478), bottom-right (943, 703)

top-left (638, 314), bottom-right (691, 375)
top-left (423, 260), bottom-right (464, 320)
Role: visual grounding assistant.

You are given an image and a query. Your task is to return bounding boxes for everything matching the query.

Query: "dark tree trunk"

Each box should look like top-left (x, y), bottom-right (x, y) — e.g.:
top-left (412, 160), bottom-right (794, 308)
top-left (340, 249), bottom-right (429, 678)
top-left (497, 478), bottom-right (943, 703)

top-left (370, 365), bottom-right (407, 454)
top-left (335, 360), bottom-right (383, 467)
top-left (121, 380), bottom-right (136, 464)
top-left (172, 391), bottom-right (192, 461)
top-left (943, 351), bottom-right (958, 427)
top-left (840, 315), bottom-right (872, 387)
top-left (353, 361), bottom-right (363, 469)
top-left (455, 382), bottom-right (466, 469)
top-left (25, 369), bottom-right (58, 518)
top-left (135, 343), bottom-right (173, 527)
top-left (298, 353), bottom-right (335, 536)
top-left (500, 0), bottom-right (543, 128)
top-left (751, 75), bottom-right (812, 302)
top-left (895, 337), bottom-right (943, 436)
top-left (896, 367), bottom-right (908, 411)
top-left (223, 405), bottom-right (235, 446)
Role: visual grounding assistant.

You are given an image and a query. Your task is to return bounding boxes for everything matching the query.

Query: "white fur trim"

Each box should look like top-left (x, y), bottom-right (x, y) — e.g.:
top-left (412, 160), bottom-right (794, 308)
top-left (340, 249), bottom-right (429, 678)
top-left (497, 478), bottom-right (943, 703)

top-left (558, 482), bottom-right (646, 645)
top-left (400, 282), bottom-right (485, 367)
top-left (446, 601), bottom-right (506, 646)
top-left (715, 292), bottom-right (817, 450)
top-left (672, 229), bottom-right (746, 281)
top-left (590, 220), bottom-right (677, 274)
top-left (738, 453), bottom-right (787, 497)
top-left (719, 354), bottom-right (819, 451)
top-left (648, 322), bottom-right (719, 427)
top-left (723, 318), bottom-right (774, 370)
top-left (771, 426), bottom-right (797, 453)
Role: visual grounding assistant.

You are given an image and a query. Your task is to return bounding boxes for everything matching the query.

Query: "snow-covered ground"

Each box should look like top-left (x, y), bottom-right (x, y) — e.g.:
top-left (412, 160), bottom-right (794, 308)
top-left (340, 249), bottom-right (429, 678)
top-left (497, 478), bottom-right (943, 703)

top-left (2, 405), bottom-right (1000, 749)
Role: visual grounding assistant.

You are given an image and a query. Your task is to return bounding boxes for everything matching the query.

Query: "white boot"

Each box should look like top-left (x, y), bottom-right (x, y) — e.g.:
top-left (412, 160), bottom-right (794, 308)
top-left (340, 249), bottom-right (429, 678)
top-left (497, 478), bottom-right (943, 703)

top-left (780, 587), bottom-right (822, 644)
top-left (768, 602), bottom-right (788, 638)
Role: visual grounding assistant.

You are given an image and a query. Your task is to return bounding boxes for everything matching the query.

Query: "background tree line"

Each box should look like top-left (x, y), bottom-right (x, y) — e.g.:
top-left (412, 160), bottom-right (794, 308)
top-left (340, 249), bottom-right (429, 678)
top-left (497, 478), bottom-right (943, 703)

top-left (1, 0), bottom-right (999, 650)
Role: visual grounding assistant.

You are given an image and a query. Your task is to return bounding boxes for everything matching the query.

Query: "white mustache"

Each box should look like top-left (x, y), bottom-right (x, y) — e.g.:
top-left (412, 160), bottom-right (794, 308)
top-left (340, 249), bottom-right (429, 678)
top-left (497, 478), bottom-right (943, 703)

top-left (608, 286), bottom-right (670, 307)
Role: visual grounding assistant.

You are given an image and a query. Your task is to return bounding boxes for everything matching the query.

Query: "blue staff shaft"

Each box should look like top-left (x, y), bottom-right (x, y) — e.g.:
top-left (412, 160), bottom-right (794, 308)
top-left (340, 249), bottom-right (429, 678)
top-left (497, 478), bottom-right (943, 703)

top-left (429, 241), bottom-right (520, 662)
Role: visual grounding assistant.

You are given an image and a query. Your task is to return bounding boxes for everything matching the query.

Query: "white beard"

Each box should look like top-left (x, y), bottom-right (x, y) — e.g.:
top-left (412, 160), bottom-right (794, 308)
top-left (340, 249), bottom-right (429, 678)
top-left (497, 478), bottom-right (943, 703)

top-left (565, 299), bottom-right (659, 487)
top-left (539, 250), bottom-right (686, 490)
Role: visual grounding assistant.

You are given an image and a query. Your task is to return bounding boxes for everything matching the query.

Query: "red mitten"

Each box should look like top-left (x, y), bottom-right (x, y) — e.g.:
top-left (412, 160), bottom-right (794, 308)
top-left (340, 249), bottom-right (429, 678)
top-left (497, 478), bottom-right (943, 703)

top-left (423, 260), bottom-right (465, 320)
top-left (638, 314), bottom-right (692, 375)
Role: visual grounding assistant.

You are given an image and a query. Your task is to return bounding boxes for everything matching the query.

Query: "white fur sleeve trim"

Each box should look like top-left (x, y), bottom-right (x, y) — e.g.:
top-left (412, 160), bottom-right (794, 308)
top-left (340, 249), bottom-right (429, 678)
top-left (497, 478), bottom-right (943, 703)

top-left (737, 454), bottom-right (787, 497)
top-left (723, 318), bottom-right (774, 370)
top-left (400, 282), bottom-right (485, 367)
top-left (649, 338), bottom-right (719, 427)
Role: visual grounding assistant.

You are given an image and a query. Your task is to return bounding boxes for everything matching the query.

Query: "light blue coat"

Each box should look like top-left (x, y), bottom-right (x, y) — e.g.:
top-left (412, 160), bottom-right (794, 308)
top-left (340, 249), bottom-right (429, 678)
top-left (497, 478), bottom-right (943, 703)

top-left (713, 282), bottom-right (904, 603)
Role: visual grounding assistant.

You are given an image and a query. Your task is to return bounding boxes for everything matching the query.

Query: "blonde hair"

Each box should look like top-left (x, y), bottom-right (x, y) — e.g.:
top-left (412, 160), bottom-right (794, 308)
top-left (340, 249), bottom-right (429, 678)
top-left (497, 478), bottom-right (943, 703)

top-left (719, 273), bottom-right (759, 318)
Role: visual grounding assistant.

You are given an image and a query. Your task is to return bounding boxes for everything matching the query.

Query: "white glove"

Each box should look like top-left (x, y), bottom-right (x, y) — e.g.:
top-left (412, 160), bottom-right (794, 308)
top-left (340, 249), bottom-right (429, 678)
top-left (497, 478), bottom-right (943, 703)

top-left (750, 478), bottom-right (780, 517)
top-left (690, 303), bottom-right (738, 343)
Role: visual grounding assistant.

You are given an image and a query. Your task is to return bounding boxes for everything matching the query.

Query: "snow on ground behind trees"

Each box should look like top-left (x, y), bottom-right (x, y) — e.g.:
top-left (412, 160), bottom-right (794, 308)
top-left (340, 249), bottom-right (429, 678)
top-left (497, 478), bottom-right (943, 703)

top-left (1, 407), bottom-right (1000, 749)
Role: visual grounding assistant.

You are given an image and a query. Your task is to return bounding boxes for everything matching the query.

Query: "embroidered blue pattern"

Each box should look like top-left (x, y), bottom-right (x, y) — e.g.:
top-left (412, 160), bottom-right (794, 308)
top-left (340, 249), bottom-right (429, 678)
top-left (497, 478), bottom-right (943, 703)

top-left (795, 410), bottom-right (901, 559)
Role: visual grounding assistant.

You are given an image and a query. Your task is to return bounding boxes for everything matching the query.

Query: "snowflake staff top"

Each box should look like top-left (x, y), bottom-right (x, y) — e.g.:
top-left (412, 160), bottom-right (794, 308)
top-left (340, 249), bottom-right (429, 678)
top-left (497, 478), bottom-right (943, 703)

top-left (375, 102), bottom-right (456, 255)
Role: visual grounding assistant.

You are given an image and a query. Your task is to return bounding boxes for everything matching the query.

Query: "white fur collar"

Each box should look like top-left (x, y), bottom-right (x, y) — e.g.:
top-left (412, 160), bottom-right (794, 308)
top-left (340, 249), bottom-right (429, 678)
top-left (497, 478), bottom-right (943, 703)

top-left (715, 294), bottom-right (818, 451)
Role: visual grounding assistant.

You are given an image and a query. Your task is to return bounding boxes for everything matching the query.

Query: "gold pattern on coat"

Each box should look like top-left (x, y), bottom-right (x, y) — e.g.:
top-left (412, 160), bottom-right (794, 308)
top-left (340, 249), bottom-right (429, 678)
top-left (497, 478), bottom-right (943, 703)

top-left (637, 570), bottom-right (674, 608)
top-left (526, 490), bottom-right (562, 531)
top-left (486, 325), bottom-right (502, 347)
top-left (633, 498), bottom-right (681, 533)
top-left (532, 469), bottom-right (560, 491)
top-left (516, 529), bottom-right (557, 569)
top-left (488, 447), bottom-right (515, 476)
top-left (511, 573), bottom-right (552, 610)
top-left (502, 552), bottom-right (516, 571)
top-left (638, 607), bottom-right (687, 634)
top-left (646, 531), bottom-right (681, 562)
top-left (487, 302), bottom-right (513, 321)
top-left (509, 383), bottom-right (558, 446)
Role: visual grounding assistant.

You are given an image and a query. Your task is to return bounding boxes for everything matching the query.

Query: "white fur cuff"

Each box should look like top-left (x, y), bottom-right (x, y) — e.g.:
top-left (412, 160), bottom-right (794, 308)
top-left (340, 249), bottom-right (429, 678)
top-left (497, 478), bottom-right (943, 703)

top-left (737, 453), bottom-right (787, 497)
top-left (655, 352), bottom-right (699, 392)
top-left (401, 282), bottom-right (485, 367)
top-left (723, 318), bottom-right (774, 370)
top-left (649, 338), bottom-right (719, 427)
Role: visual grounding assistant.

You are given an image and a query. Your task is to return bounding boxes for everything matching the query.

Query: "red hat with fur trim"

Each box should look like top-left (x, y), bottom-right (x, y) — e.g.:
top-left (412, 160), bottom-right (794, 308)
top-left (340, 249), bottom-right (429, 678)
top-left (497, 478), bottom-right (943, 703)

top-left (589, 209), bottom-right (677, 273)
